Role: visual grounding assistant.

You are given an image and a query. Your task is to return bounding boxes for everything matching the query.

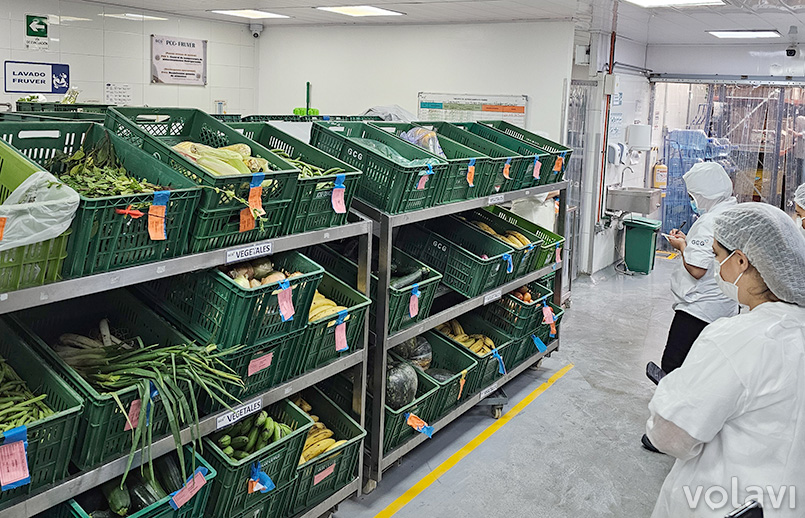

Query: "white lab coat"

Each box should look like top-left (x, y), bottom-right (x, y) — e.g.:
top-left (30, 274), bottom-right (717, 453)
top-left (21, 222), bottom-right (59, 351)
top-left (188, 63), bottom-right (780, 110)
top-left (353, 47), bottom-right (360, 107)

top-left (648, 302), bottom-right (805, 518)
top-left (670, 199), bottom-right (739, 323)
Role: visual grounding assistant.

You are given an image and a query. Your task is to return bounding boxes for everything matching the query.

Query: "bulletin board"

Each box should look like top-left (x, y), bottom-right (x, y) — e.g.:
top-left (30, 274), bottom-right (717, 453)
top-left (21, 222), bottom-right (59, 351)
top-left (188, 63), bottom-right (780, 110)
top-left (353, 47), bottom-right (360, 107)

top-left (417, 92), bottom-right (528, 127)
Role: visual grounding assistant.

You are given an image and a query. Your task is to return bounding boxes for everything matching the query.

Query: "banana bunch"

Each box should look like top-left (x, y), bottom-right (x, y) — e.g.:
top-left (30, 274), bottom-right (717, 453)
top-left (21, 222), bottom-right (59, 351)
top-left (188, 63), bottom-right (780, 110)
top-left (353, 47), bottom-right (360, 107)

top-left (213, 410), bottom-right (293, 461)
top-left (436, 319), bottom-right (496, 356)
top-left (293, 395), bottom-right (346, 465)
top-left (309, 290), bottom-right (350, 323)
top-left (471, 221), bottom-right (531, 249)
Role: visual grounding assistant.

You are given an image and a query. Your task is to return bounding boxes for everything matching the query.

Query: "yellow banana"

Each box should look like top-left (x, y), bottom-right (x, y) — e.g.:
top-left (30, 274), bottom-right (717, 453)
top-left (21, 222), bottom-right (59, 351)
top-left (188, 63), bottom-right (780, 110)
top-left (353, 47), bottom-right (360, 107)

top-left (449, 319), bottom-right (461, 336)
top-left (304, 429), bottom-right (333, 449)
top-left (324, 440), bottom-right (347, 453)
top-left (453, 320), bottom-right (465, 336)
top-left (507, 231), bottom-right (531, 247)
top-left (304, 438), bottom-right (336, 460)
top-left (483, 336), bottom-right (495, 348)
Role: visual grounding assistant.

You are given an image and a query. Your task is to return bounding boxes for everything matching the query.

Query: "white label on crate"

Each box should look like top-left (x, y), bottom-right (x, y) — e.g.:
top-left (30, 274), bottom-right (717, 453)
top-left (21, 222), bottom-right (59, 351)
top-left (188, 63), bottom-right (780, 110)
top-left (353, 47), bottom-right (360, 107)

top-left (488, 194), bottom-right (505, 205)
top-left (0, 294), bottom-right (7, 302)
top-left (225, 242), bottom-right (273, 264)
top-left (215, 398), bottom-right (262, 430)
top-left (483, 289), bottom-right (502, 305)
top-left (480, 383), bottom-right (499, 399)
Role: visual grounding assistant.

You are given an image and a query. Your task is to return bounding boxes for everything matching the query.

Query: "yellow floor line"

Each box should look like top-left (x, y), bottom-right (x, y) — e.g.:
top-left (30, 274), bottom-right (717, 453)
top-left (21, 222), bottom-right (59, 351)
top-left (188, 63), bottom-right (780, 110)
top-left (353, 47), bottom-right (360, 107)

top-left (373, 363), bottom-right (575, 518)
top-left (665, 253), bottom-right (678, 260)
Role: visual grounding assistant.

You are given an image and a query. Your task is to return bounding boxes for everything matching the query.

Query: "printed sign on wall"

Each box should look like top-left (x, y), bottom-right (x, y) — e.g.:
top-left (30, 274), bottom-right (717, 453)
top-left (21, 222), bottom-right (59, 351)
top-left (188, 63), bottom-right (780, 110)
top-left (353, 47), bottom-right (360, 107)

top-left (4, 61), bottom-right (69, 94)
top-left (151, 34), bottom-right (207, 85)
top-left (25, 15), bottom-right (49, 50)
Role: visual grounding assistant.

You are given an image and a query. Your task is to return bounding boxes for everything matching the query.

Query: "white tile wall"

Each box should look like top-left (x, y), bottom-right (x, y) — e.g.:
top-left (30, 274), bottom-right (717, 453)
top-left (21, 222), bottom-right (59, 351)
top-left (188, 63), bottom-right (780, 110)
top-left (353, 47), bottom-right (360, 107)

top-left (0, 0), bottom-right (256, 114)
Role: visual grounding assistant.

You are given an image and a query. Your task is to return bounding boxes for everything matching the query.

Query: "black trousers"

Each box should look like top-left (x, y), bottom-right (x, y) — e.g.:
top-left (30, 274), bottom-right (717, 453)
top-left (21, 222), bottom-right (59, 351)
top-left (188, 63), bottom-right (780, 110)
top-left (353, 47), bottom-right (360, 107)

top-left (661, 310), bottom-right (710, 374)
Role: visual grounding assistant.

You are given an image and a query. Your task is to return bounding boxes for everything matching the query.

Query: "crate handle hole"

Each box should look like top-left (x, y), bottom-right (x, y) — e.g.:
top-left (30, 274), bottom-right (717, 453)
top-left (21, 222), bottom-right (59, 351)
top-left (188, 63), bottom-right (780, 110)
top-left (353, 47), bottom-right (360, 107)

top-left (17, 130), bottom-right (61, 139)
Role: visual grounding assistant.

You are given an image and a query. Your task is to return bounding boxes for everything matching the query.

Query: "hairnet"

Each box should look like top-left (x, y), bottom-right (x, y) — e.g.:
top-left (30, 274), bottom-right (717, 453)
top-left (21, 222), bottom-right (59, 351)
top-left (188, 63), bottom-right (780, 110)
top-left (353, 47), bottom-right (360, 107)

top-left (795, 183), bottom-right (805, 211)
top-left (714, 203), bottom-right (805, 306)
top-left (684, 162), bottom-right (734, 212)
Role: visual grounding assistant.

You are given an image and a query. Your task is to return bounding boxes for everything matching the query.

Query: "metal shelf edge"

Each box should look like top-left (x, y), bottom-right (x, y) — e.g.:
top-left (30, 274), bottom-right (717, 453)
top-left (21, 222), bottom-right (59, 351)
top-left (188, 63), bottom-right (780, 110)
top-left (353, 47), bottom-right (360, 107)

top-left (386, 262), bottom-right (562, 349)
top-left (379, 338), bottom-right (560, 470)
top-left (1, 350), bottom-right (366, 518)
top-left (292, 479), bottom-right (360, 518)
top-left (0, 217), bottom-right (372, 315)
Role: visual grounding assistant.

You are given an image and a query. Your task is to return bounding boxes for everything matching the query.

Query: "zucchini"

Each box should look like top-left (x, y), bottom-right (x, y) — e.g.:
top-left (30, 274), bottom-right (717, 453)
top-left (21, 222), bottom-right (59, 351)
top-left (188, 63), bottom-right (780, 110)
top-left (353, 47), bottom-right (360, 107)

top-left (128, 478), bottom-right (160, 512)
top-left (101, 479), bottom-right (130, 517)
top-left (390, 267), bottom-right (428, 290)
top-left (154, 454), bottom-right (184, 494)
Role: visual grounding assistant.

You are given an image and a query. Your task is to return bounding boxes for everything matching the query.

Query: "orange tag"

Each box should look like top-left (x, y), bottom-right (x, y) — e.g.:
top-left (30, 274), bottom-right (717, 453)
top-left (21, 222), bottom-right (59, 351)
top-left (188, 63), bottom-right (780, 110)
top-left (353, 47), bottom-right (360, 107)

top-left (550, 321), bottom-right (557, 336)
top-left (466, 159), bottom-right (476, 187)
top-left (248, 186), bottom-right (265, 216)
top-left (0, 217), bottom-right (6, 241)
top-left (148, 205), bottom-right (167, 241)
top-left (406, 413), bottom-right (427, 430)
top-left (553, 156), bottom-right (564, 172)
top-left (457, 370), bottom-right (467, 401)
top-left (503, 158), bottom-right (512, 179)
top-left (240, 208), bottom-right (255, 232)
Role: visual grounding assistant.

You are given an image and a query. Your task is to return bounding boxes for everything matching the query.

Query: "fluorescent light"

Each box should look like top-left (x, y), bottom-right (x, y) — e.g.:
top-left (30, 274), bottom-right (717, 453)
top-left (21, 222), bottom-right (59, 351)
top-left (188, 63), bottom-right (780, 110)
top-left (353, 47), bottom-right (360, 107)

top-left (624, 0), bottom-right (723, 7)
top-left (708, 30), bottom-right (782, 39)
top-left (100, 13), bottom-right (168, 21)
top-left (48, 16), bottom-right (93, 25)
top-left (210, 9), bottom-right (289, 19)
top-left (315, 5), bottom-right (404, 17)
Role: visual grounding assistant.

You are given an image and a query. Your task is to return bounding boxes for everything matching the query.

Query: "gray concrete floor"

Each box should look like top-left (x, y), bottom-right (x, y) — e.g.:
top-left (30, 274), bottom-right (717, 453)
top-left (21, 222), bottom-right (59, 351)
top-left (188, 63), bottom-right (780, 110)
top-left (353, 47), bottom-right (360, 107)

top-left (338, 256), bottom-right (679, 518)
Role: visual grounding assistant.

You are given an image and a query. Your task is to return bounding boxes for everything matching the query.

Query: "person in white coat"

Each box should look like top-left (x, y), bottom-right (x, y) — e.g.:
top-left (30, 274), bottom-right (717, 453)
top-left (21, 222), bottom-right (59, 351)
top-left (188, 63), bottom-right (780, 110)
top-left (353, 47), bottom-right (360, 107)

top-left (794, 183), bottom-right (805, 238)
top-left (661, 163), bottom-right (739, 374)
top-left (646, 203), bottom-right (805, 518)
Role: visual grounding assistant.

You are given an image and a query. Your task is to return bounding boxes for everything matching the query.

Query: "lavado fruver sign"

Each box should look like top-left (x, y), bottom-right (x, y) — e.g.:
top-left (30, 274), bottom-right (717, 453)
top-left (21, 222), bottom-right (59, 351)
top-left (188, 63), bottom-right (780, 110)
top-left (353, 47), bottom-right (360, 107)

top-left (151, 34), bottom-right (207, 86)
top-left (4, 61), bottom-right (69, 94)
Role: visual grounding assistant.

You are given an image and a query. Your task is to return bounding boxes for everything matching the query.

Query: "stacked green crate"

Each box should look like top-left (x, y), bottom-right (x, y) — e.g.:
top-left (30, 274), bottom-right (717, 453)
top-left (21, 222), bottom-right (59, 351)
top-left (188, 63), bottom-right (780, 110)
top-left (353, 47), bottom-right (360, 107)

top-left (484, 205), bottom-right (565, 269)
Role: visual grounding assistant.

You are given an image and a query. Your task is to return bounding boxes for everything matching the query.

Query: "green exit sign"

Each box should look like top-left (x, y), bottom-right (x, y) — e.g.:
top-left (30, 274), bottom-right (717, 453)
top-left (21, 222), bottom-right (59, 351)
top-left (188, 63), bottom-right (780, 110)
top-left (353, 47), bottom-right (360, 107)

top-left (26, 15), bottom-right (48, 38)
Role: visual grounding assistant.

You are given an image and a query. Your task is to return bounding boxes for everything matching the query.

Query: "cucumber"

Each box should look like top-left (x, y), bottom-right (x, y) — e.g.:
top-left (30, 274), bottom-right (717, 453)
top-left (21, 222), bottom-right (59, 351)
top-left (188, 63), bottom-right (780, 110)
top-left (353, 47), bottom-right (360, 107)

top-left (245, 427), bottom-right (259, 452)
top-left (231, 435), bottom-right (249, 450)
top-left (390, 267), bottom-right (428, 290)
top-left (154, 454), bottom-right (184, 494)
top-left (101, 479), bottom-right (130, 517)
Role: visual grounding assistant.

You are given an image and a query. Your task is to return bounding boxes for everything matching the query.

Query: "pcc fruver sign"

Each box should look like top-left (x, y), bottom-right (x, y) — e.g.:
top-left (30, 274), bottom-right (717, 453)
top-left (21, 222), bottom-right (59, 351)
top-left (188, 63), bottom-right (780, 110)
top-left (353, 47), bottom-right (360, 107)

top-left (151, 34), bottom-right (207, 85)
top-left (4, 61), bottom-right (70, 94)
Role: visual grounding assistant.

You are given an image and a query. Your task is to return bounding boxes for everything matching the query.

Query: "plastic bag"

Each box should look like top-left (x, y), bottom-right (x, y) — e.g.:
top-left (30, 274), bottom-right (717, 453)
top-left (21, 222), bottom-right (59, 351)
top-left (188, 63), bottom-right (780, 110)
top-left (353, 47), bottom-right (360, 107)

top-left (0, 171), bottom-right (80, 252)
top-left (360, 104), bottom-right (416, 122)
top-left (348, 138), bottom-right (439, 168)
top-left (399, 128), bottom-right (446, 158)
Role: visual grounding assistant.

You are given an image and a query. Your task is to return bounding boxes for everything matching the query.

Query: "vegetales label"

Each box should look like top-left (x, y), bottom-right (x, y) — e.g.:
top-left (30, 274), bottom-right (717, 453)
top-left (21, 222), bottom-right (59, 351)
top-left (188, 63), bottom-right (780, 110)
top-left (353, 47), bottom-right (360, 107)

top-left (225, 242), bottom-right (273, 264)
top-left (216, 398), bottom-right (262, 430)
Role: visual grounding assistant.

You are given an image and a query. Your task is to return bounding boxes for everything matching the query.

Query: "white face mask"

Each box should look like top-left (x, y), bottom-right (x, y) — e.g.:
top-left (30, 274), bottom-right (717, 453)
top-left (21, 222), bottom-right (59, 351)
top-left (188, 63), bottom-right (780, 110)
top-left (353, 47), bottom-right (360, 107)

top-left (714, 251), bottom-right (744, 302)
top-left (797, 216), bottom-right (805, 234)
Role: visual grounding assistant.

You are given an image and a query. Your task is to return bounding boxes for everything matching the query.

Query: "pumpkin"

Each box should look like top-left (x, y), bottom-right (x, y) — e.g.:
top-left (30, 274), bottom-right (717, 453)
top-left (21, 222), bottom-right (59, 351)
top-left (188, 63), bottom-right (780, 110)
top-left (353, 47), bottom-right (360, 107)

top-left (386, 359), bottom-right (418, 410)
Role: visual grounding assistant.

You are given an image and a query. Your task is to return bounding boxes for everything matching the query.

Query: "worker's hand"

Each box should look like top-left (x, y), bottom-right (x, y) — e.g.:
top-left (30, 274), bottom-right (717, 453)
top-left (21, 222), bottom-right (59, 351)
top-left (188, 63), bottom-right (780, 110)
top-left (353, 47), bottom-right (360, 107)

top-left (668, 229), bottom-right (686, 251)
top-left (670, 229), bottom-right (686, 240)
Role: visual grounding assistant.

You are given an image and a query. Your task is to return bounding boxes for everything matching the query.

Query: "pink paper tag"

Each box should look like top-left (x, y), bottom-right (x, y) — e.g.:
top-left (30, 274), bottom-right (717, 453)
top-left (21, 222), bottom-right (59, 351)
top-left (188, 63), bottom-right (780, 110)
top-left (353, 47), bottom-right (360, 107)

top-left (416, 175), bottom-right (429, 191)
top-left (556, 246), bottom-right (563, 263)
top-left (0, 441), bottom-right (29, 487)
top-left (331, 188), bottom-right (346, 214)
top-left (335, 322), bottom-right (348, 352)
top-left (409, 294), bottom-right (419, 318)
top-left (248, 352), bottom-right (274, 377)
top-left (533, 160), bottom-right (542, 179)
top-left (124, 399), bottom-right (141, 431)
top-left (171, 471), bottom-right (206, 509)
top-left (313, 463), bottom-right (336, 486)
top-left (542, 305), bottom-right (555, 324)
top-left (278, 287), bottom-right (295, 320)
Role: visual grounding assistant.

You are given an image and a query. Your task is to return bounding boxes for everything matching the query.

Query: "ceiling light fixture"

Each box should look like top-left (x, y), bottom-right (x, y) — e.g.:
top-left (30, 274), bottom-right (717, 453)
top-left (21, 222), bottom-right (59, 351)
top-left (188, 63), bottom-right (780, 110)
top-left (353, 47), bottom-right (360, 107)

top-left (100, 13), bottom-right (168, 21)
top-left (623, 0), bottom-right (723, 7)
top-left (708, 30), bottom-right (782, 39)
top-left (48, 16), bottom-right (92, 25)
top-left (315, 5), bottom-right (404, 17)
top-left (210, 9), bottom-right (289, 19)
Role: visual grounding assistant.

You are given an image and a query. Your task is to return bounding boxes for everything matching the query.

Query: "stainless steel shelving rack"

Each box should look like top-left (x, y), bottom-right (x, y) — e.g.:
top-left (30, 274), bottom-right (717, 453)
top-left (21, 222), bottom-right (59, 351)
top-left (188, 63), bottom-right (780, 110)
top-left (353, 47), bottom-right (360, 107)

top-left (354, 180), bottom-right (568, 492)
top-left (0, 214), bottom-right (374, 518)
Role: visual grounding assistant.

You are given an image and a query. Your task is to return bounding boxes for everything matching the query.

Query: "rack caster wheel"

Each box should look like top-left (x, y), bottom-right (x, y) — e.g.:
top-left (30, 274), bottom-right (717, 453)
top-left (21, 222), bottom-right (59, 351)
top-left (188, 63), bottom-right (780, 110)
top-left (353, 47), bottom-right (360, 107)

top-left (529, 359), bottom-right (544, 371)
top-left (363, 479), bottom-right (377, 494)
top-left (491, 406), bottom-right (503, 419)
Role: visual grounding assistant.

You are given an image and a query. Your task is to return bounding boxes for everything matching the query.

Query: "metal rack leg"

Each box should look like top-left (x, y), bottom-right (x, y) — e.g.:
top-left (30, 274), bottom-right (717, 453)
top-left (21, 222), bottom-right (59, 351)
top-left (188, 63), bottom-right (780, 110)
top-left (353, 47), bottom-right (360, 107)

top-left (354, 231), bottom-right (372, 497)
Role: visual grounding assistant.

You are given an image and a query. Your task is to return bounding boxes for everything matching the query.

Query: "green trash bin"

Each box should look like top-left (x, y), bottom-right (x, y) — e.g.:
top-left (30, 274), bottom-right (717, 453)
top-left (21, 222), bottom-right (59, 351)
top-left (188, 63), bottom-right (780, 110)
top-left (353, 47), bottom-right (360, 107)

top-left (623, 216), bottom-right (662, 274)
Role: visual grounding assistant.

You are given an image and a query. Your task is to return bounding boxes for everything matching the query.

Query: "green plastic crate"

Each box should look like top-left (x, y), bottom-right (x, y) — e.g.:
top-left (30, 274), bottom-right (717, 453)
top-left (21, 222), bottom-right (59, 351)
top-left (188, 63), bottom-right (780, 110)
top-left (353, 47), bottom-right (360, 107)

top-left (477, 120), bottom-right (573, 184)
top-left (226, 478), bottom-right (296, 518)
top-left (310, 122), bottom-right (448, 214)
top-left (137, 251), bottom-right (322, 349)
top-left (485, 205), bottom-right (565, 269)
top-left (229, 122), bottom-right (362, 236)
top-left (304, 115), bottom-right (383, 122)
top-left (103, 107), bottom-right (299, 253)
top-left (305, 243), bottom-right (442, 334)
top-left (6, 289), bottom-right (198, 470)
top-left (434, 315), bottom-right (514, 393)
top-left (415, 121), bottom-right (522, 194)
top-left (412, 331), bottom-right (478, 420)
top-left (287, 387), bottom-right (366, 515)
top-left (369, 121), bottom-right (496, 204)
top-left (0, 121), bottom-right (201, 278)
top-left (453, 208), bottom-right (544, 282)
top-left (64, 448), bottom-right (217, 518)
top-left (397, 221), bottom-right (513, 298)
top-left (0, 320), bottom-right (83, 510)
top-left (203, 399), bottom-right (313, 518)
top-left (452, 122), bottom-right (551, 191)
top-left (242, 115), bottom-right (302, 122)
top-left (300, 273), bottom-right (371, 375)
top-left (0, 111), bottom-right (105, 121)
top-left (16, 102), bottom-right (113, 113)
top-left (515, 301), bottom-right (564, 366)
top-left (210, 113), bottom-right (242, 122)
top-left (479, 281), bottom-right (553, 341)
top-left (0, 140), bottom-right (71, 291)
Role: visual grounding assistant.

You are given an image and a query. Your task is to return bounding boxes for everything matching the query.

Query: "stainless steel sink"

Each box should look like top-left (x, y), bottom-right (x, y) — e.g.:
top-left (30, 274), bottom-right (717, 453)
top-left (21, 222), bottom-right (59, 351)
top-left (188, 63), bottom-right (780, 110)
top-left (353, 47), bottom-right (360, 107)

top-left (606, 186), bottom-right (662, 214)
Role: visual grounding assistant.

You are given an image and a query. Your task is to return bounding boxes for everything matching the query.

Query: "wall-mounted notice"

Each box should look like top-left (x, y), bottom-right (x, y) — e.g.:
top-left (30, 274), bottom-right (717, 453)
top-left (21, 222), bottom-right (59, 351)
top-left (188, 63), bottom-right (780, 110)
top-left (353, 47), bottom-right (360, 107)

top-left (25, 15), bottom-right (49, 50)
top-left (417, 92), bottom-right (527, 128)
top-left (105, 83), bottom-right (132, 105)
top-left (151, 35), bottom-right (207, 86)
top-left (4, 61), bottom-right (69, 94)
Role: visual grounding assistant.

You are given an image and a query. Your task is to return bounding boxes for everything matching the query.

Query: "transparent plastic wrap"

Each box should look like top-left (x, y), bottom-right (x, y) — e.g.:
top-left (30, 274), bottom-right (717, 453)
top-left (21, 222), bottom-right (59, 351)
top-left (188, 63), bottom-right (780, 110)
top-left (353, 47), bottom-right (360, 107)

top-left (0, 171), bottom-right (80, 252)
top-left (348, 137), bottom-right (440, 168)
top-left (399, 128), bottom-right (446, 158)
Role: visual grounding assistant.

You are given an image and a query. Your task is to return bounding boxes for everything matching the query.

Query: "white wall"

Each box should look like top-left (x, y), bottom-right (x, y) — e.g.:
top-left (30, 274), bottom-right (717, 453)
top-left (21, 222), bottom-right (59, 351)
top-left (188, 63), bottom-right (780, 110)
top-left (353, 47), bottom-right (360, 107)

top-left (257, 22), bottom-right (575, 139)
top-left (0, 1), bottom-right (257, 113)
top-left (647, 44), bottom-right (805, 77)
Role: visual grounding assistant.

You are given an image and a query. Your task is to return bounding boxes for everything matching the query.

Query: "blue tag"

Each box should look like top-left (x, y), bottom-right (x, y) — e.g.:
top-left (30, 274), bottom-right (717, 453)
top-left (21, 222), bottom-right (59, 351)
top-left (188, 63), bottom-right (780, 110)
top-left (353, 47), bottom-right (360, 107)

top-left (505, 158), bottom-right (512, 166)
top-left (153, 190), bottom-right (170, 206)
top-left (146, 381), bottom-right (158, 427)
top-left (428, 163), bottom-right (434, 175)
top-left (168, 466), bottom-right (209, 510)
top-left (335, 309), bottom-right (348, 325)
top-left (245, 461), bottom-right (275, 495)
top-left (532, 335), bottom-right (547, 353)
top-left (0, 425), bottom-right (30, 490)
top-left (491, 348), bottom-right (506, 375)
top-left (411, 283), bottom-right (421, 298)
top-left (502, 253), bottom-right (513, 274)
top-left (250, 173), bottom-right (265, 188)
top-left (334, 173), bottom-right (346, 189)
